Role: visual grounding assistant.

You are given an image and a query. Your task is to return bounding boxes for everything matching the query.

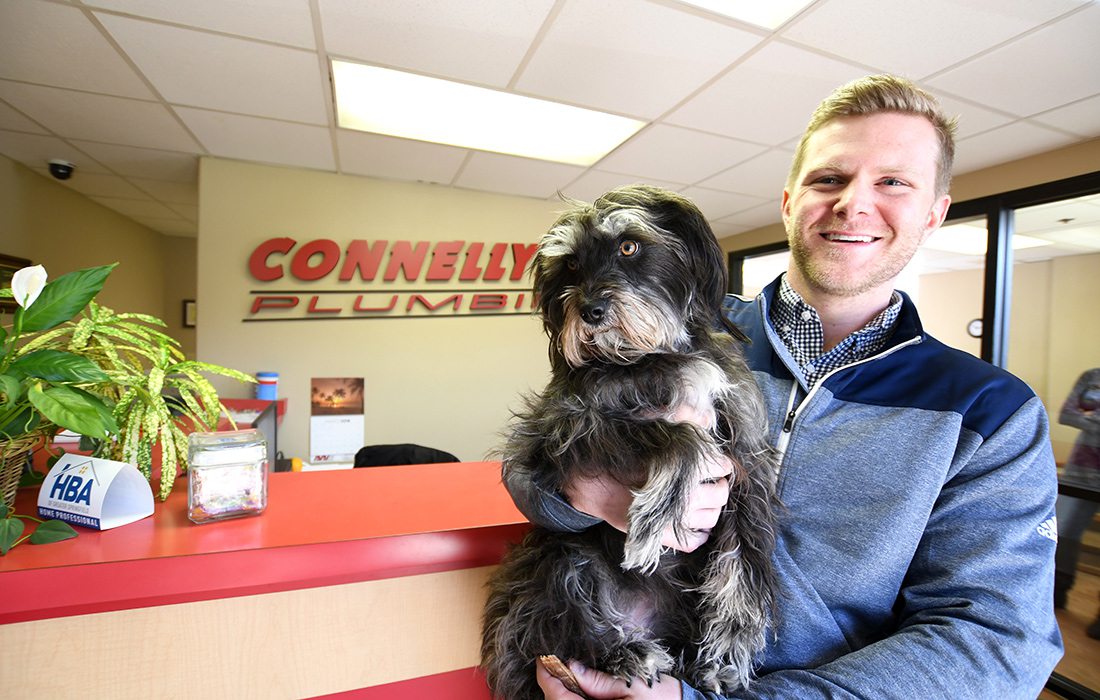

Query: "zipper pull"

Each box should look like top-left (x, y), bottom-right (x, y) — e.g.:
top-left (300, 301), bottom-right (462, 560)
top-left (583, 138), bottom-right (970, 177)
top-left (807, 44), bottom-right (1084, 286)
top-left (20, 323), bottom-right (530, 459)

top-left (782, 409), bottom-right (796, 433)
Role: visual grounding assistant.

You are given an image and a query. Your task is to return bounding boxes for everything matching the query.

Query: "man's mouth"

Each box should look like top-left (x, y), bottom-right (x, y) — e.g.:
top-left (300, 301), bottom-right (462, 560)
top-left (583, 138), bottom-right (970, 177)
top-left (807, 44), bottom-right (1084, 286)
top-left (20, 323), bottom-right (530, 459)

top-left (821, 232), bottom-right (879, 243)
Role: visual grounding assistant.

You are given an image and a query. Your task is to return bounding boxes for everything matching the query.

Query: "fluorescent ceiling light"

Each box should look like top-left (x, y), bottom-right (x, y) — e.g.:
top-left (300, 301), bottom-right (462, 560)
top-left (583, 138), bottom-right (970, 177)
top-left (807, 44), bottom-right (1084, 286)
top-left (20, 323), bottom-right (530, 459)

top-left (924, 223), bottom-right (1052, 256)
top-left (676, 0), bottom-right (815, 29)
top-left (332, 61), bottom-right (646, 166)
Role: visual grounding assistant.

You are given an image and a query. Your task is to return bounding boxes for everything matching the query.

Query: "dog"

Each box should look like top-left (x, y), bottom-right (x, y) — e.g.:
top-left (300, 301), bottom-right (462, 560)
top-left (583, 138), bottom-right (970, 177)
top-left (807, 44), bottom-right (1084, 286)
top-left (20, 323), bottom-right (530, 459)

top-left (480, 185), bottom-right (780, 699)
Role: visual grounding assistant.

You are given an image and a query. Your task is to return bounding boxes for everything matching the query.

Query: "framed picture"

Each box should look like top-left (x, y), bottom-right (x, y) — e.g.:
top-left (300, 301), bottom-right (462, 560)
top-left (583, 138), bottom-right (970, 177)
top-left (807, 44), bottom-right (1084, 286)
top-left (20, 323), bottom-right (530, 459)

top-left (182, 299), bottom-right (197, 328)
top-left (1, 254), bottom-right (33, 313)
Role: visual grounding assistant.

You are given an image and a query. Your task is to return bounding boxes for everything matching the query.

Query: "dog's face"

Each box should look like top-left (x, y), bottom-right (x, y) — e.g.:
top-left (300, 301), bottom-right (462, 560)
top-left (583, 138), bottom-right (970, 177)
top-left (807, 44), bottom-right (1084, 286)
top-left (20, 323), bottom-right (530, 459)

top-left (533, 186), bottom-right (727, 368)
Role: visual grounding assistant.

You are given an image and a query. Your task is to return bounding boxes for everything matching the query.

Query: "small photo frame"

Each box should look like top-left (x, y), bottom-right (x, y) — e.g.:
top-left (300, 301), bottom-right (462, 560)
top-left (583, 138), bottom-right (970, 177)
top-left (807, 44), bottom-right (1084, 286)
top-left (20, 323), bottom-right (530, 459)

top-left (1, 253), bottom-right (34, 313)
top-left (182, 299), bottom-right (197, 328)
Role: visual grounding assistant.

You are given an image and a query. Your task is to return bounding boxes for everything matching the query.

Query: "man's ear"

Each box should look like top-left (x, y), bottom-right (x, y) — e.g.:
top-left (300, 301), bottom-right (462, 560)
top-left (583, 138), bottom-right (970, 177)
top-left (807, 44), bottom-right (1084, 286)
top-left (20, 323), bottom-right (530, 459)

top-left (921, 193), bottom-right (952, 243)
top-left (781, 189), bottom-right (792, 227)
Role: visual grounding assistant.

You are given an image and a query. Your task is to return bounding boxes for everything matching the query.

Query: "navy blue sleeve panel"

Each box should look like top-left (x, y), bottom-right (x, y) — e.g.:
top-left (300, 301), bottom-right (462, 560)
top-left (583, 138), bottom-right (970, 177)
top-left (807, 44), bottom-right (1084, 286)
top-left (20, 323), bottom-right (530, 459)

top-left (822, 336), bottom-right (1037, 440)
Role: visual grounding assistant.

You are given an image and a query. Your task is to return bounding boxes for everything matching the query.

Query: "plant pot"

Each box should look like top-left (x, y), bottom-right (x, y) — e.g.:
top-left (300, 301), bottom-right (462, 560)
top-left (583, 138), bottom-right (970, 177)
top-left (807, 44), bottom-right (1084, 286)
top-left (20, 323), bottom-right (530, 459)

top-left (0, 432), bottom-right (43, 509)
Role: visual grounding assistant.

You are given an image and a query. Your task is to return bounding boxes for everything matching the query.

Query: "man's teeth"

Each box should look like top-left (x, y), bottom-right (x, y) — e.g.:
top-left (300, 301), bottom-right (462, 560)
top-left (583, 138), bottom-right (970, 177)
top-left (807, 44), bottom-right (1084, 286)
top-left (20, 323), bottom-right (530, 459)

top-left (824, 233), bottom-right (875, 242)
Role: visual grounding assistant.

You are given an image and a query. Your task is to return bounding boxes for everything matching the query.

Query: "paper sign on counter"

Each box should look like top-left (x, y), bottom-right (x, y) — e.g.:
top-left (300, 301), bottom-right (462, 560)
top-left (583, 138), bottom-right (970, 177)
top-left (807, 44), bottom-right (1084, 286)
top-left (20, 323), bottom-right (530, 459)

top-left (37, 454), bottom-right (154, 530)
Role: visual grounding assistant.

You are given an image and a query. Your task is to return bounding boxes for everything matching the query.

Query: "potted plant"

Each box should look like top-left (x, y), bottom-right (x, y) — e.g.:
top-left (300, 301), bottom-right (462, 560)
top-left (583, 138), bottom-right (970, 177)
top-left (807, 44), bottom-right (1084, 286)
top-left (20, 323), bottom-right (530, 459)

top-left (0, 263), bottom-right (254, 552)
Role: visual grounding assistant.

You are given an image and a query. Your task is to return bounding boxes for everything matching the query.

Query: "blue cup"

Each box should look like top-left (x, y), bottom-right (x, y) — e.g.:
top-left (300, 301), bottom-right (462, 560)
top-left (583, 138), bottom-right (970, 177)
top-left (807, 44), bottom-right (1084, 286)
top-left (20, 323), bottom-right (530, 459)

top-left (256, 372), bottom-right (278, 401)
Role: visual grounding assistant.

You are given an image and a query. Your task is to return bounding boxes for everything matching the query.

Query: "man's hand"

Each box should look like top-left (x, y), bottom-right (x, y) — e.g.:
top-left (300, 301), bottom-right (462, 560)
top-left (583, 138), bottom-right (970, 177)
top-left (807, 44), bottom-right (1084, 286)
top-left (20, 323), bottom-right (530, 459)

top-left (536, 658), bottom-right (682, 700)
top-left (564, 454), bottom-right (732, 552)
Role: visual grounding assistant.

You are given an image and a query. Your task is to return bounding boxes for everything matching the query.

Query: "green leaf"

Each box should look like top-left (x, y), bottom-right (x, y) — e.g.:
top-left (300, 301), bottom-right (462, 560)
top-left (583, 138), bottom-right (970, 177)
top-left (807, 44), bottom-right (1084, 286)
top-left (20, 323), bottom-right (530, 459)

top-left (18, 467), bottom-right (46, 488)
top-left (67, 386), bottom-right (119, 433)
top-left (9, 349), bottom-right (109, 383)
top-left (27, 384), bottom-right (113, 439)
top-left (29, 519), bottom-right (78, 545)
top-left (0, 405), bottom-right (39, 437)
top-left (0, 502), bottom-right (7, 518)
top-left (20, 264), bottom-right (117, 333)
top-left (0, 517), bottom-right (25, 555)
top-left (0, 373), bottom-right (22, 403)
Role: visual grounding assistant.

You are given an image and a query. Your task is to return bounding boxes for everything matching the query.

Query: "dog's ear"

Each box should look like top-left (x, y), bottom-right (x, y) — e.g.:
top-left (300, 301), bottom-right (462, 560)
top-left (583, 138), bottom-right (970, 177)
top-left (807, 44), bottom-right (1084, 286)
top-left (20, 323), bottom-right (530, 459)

top-left (598, 186), bottom-right (729, 323)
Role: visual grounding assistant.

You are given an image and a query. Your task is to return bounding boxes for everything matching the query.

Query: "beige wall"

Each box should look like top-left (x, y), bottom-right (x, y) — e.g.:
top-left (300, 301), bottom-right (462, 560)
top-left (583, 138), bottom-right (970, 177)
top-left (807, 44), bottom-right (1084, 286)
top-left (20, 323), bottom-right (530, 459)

top-left (198, 158), bottom-right (559, 462)
top-left (917, 268), bottom-right (983, 358)
top-left (160, 234), bottom-right (197, 359)
top-left (0, 155), bottom-right (171, 319)
top-left (1040, 253), bottom-right (1100, 462)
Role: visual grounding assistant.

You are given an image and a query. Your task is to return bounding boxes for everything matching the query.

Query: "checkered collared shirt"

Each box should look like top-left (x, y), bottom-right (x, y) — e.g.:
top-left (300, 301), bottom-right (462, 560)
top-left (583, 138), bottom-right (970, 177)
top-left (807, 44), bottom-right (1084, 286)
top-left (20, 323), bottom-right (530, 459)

top-left (770, 274), bottom-right (903, 387)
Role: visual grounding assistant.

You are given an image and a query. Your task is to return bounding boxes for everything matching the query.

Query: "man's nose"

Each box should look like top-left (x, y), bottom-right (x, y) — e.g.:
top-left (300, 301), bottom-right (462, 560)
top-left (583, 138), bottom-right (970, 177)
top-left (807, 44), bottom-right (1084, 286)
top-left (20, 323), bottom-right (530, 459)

top-left (833, 181), bottom-right (873, 218)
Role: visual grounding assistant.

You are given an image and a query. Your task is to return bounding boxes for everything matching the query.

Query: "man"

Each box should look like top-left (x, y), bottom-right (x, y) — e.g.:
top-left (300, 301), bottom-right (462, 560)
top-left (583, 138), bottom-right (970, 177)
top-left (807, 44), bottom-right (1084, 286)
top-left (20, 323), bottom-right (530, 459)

top-left (508, 75), bottom-right (1063, 699)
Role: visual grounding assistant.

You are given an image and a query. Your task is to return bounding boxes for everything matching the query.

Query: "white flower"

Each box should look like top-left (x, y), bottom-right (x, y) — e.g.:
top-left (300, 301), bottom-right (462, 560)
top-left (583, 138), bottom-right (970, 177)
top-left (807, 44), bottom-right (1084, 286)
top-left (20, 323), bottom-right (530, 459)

top-left (11, 265), bottom-right (48, 309)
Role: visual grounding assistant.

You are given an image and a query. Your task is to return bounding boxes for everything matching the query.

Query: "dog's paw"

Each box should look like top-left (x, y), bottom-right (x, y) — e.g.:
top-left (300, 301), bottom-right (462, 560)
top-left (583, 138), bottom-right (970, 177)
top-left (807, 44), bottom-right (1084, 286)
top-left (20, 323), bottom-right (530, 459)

top-left (602, 643), bottom-right (674, 689)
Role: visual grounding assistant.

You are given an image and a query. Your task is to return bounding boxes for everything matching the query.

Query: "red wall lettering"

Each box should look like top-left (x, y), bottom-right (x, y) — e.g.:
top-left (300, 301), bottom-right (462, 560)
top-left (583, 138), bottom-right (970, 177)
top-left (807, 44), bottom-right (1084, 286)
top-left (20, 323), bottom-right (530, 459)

top-left (339, 240), bottom-right (388, 281)
top-left (290, 240), bottom-right (341, 281)
top-left (249, 237), bottom-right (295, 281)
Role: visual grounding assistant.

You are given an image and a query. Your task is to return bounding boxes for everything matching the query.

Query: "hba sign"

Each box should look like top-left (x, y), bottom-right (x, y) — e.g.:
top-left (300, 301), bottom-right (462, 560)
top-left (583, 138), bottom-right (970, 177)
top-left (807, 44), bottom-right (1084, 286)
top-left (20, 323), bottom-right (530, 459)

top-left (246, 238), bottom-right (539, 321)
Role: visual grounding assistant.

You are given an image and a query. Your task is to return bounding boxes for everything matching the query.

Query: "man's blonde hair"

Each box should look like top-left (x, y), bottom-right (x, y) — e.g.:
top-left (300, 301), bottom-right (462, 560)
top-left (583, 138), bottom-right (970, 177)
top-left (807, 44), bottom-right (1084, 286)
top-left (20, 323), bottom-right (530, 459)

top-left (787, 75), bottom-right (958, 196)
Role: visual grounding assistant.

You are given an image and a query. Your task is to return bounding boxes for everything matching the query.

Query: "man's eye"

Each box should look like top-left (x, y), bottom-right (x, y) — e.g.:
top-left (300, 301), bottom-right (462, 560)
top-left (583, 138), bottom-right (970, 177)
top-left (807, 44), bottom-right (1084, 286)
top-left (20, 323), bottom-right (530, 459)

top-left (619, 240), bottom-right (639, 256)
top-left (882, 178), bottom-right (908, 187)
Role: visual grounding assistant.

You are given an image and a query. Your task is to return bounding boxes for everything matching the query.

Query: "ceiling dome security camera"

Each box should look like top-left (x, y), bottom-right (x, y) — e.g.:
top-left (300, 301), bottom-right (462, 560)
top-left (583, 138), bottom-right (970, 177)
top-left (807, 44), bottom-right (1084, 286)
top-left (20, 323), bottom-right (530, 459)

top-left (48, 159), bottom-right (75, 180)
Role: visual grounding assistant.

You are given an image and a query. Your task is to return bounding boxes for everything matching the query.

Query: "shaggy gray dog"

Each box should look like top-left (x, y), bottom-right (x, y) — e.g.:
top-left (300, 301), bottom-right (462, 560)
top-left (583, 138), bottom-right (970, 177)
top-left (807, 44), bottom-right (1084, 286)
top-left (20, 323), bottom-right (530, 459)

top-left (481, 185), bottom-right (779, 699)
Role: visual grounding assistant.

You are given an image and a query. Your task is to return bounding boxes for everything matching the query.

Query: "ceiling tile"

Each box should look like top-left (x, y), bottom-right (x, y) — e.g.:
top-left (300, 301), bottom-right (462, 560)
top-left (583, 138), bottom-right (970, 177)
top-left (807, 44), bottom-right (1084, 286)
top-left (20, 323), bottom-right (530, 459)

top-left (930, 93), bottom-right (1016, 140)
top-left (96, 13), bottom-right (328, 124)
top-left (175, 108), bottom-right (335, 170)
top-left (336, 130), bottom-right (468, 185)
top-left (697, 148), bottom-right (793, 199)
top-left (558, 171), bottom-right (685, 204)
top-left (517, 0), bottom-right (762, 119)
top-left (167, 203), bottom-right (199, 222)
top-left (712, 222), bottom-right (752, 239)
top-left (319, 0), bottom-right (555, 87)
top-left (86, 0), bottom-right (317, 48)
top-left (781, 0), bottom-right (1088, 78)
top-left (132, 216), bottom-right (197, 236)
top-left (454, 151), bottom-right (585, 199)
top-left (953, 121), bottom-right (1079, 174)
top-left (680, 186), bottom-right (770, 222)
top-left (128, 177), bottom-right (199, 204)
top-left (926, 2), bottom-right (1100, 117)
top-left (597, 124), bottom-right (766, 185)
top-left (716, 200), bottom-right (782, 230)
top-left (56, 171), bottom-right (149, 199)
top-left (0, 130), bottom-right (111, 174)
top-left (1029, 95), bottom-right (1100, 139)
top-left (0, 1), bottom-right (154, 99)
top-left (1015, 198), bottom-right (1100, 234)
top-left (90, 195), bottom-right (180, 219)
top-left (665, 41), bottom-right (866, 145)
top-left (70, 141), bottom-right (199, 182)
top-left (0, 81), bottom-right (201, 151)
top-left (0, 101), bottom-right (47, 134)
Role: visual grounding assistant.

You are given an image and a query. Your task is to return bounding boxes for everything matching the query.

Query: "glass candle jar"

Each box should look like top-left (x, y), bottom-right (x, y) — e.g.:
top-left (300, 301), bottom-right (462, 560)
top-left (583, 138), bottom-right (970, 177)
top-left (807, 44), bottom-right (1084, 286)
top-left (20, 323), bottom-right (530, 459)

top-left (187, 429), bottom-right (268, 524)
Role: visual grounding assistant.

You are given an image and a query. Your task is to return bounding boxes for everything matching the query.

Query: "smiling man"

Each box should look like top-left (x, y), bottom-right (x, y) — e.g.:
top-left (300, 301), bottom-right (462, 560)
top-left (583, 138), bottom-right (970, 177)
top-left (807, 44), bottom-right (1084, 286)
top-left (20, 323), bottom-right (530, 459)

top-left (510, 75), bottom-right (1063, 700)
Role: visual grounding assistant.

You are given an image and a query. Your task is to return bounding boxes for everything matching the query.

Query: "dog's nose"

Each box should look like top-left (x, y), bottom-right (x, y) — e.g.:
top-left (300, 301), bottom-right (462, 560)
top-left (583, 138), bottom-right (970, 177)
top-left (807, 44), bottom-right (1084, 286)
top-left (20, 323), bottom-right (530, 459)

top-left (580, 299), bottom-right (609, 325)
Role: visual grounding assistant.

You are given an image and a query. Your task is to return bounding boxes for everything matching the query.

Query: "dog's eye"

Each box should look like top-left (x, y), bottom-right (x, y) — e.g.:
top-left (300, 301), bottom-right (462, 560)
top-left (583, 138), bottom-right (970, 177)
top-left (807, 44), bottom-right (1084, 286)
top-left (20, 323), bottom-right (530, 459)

top-left (619, 240), bottom-right (639, 257)
top-left (566, 258), bottom-right (579, 271)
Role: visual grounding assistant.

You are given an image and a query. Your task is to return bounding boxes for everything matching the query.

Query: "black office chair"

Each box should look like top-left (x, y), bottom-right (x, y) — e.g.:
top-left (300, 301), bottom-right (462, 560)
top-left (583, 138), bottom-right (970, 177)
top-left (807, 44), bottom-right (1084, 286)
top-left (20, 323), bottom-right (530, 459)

top-left (353, 443), bottom-right (459, 467)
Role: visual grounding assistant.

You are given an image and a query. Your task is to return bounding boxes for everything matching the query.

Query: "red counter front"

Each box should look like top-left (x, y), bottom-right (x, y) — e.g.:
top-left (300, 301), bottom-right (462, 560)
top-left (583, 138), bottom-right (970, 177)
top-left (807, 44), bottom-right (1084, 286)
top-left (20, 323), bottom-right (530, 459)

top-left (0, 462), bottom-right (529, 699)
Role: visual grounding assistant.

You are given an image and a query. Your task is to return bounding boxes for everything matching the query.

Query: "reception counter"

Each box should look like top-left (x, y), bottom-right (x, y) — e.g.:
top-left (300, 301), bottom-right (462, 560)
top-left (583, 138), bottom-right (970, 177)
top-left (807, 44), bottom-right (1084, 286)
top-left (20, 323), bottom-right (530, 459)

top-left (0, 461), bottom-right (529, 699)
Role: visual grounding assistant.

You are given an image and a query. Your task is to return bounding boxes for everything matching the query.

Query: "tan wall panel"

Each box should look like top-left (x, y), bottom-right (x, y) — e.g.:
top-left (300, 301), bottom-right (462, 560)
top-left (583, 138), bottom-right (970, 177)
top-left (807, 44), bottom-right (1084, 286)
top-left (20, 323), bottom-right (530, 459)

top-left (0, 566), bottom-right (496, 699)
top-left (0, 155), bottom-right (167, 319)
top-left (197, 158), bottom-right (558, 462)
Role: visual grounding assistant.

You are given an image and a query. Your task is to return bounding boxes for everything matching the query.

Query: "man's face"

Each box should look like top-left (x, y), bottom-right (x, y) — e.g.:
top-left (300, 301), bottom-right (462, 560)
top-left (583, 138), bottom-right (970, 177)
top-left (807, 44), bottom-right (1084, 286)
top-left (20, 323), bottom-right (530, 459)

top-left (782, 112), bottom-right (951, 302)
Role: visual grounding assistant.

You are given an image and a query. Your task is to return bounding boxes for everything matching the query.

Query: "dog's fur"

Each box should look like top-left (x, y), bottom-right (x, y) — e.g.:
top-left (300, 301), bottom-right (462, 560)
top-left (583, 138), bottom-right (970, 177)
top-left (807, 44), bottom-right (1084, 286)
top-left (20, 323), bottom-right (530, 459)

top-left (480, 185), bottom-right (780, 699)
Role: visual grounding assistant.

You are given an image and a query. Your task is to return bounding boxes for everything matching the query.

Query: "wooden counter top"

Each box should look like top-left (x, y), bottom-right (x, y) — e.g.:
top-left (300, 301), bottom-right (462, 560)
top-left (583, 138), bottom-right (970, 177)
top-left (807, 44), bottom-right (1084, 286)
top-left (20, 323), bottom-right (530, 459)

top-left (0, 461), bottom-right (529, 624)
